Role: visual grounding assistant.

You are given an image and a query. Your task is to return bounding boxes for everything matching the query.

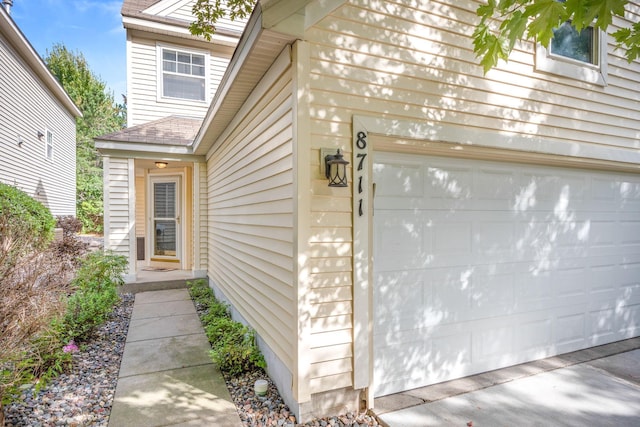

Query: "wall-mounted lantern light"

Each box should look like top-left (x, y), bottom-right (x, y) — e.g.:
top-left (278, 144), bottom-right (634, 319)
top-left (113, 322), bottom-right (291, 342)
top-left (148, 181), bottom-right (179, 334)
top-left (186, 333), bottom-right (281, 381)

top-left (324, 148), bottom-right (349, 187)
top-left (37, 130), bottom-right (44, 140)
top-left (155, 161), bottom-right (168, 169)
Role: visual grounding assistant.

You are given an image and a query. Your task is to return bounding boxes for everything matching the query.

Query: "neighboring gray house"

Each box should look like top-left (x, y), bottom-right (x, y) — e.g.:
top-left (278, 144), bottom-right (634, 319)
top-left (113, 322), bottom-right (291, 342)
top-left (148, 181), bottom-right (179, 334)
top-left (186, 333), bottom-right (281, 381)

top-left (99, 0), bottom-right (640, 422)
top-left (0, 3), bottom-right (81, 216)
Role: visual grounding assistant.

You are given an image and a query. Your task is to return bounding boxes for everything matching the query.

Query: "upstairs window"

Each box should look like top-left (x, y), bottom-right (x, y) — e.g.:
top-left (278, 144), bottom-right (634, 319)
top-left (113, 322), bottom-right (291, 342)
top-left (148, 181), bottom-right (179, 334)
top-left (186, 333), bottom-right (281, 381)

top-left (160, 47), bottom-right (206, 101)
top-left (550, 22), bottom-right (597, 65)
top-left (535, 21), bottom-right (607, 86)
top-left (45, 129), bottom-right (53, 161)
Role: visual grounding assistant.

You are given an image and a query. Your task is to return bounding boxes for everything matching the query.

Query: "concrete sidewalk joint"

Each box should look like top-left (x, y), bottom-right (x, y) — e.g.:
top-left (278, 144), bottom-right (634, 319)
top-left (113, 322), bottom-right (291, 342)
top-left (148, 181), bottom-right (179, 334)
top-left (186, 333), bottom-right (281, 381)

top-left (108, 288), bottom-right (242, 427)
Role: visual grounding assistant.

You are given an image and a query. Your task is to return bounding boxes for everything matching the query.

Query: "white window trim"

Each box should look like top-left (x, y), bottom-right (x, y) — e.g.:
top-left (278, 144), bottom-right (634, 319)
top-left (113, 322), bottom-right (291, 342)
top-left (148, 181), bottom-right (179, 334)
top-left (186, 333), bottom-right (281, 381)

top-left (156, 43), bottom-right (210, 104)
top-left (45, 128), bottom-right (53, 161)
top-left (535, 27), bottom-right (608, 86)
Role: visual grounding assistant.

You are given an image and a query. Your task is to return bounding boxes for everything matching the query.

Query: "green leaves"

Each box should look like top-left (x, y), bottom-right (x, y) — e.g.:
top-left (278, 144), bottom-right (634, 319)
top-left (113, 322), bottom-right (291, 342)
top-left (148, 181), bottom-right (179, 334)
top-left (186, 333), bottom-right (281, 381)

top-left (190, 0), bottom-right (255, 41)
top-left (614, 21), bottom-right (640, 62)
top-left (188, 279), bottom-right (266, 376)
top-left (44, 44), bottom-right (125, 233)
top-left (473, 0), bottom-right (631, 73)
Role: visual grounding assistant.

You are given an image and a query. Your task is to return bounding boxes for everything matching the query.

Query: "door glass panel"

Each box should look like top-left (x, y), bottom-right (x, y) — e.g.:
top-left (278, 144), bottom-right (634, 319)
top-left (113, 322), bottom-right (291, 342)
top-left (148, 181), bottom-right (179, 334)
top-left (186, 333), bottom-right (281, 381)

top-left (153, 182), bottom-right (177, 257)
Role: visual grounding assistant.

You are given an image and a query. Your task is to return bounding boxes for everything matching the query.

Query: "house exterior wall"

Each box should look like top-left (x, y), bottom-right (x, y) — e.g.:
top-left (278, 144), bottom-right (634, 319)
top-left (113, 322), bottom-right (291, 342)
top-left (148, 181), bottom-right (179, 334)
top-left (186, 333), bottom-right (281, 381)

top-left (0, 31), bottom-right (76, 217)
top-left (194, 162), bottom-right (208, 274)
top-left (206, 47), bottom-right (296, 394)
top-left (127, 33), bottom-right (234, 127)
top-left (104, 157), bottom-right (136, 279)
top-left (305, 0), bottom-right (640, 163)
top-left (297, 0), bottom-right (640, 404)
top-left (170, 1), bottom-right (246, 33)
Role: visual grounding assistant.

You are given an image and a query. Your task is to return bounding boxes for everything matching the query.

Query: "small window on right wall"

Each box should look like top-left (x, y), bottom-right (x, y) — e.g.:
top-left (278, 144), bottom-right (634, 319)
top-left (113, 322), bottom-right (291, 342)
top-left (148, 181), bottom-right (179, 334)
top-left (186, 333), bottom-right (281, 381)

top-left (535, 21), bottom-right (608, 86)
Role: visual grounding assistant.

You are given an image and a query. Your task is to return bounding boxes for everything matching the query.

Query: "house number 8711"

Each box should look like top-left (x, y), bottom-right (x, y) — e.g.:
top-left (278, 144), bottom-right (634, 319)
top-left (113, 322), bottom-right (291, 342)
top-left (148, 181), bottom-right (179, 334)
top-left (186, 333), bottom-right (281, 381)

top-left (356, 131), bottom-right (367, 217)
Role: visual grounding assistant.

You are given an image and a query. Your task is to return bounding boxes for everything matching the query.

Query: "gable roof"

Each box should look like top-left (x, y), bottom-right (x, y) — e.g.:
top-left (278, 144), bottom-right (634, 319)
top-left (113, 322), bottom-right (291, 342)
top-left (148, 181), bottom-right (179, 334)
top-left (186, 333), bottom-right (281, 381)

top-left (192, 0), bottom-right (322, 155)
top-left (122, 0), bottom-right (189, 29)
top-left (122, 0), bottom-right (243, 46)
top-left (0, 6), bottom-right (81, 118)
top-left (98, 115), bottom-right (202, 146)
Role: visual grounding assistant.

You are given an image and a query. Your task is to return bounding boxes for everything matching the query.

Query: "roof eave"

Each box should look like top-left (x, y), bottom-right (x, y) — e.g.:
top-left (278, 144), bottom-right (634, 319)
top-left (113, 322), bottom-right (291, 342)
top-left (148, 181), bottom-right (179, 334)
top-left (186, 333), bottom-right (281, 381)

top-left (95, 139), bottom-right (205, 162)
top-left (191, 2), bottom-right (298, 156)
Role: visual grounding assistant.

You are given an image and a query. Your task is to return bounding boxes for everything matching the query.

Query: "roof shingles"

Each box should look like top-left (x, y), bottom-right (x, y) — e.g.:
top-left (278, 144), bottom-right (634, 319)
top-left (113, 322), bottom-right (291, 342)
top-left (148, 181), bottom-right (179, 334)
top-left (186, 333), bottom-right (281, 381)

top-left (98, 116), bottom-right (202, 146)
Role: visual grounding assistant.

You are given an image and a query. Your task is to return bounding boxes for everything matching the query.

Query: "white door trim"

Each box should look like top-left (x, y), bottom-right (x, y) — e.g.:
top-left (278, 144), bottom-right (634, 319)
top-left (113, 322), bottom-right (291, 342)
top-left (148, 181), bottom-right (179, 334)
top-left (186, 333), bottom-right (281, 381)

top-left (147, 172), bottom-right (185, 268)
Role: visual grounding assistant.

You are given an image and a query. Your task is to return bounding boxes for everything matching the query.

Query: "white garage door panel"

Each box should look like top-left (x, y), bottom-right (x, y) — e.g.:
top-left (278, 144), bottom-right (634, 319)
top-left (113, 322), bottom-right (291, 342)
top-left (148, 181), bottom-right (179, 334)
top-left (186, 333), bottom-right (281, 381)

top-left (373, 152), bottom-right (640, 397)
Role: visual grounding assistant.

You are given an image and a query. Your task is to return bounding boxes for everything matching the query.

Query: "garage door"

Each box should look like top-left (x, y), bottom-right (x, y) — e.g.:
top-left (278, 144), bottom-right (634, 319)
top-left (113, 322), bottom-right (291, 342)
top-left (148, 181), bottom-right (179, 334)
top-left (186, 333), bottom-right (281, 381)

top-left (373, 151), bottom-right (640, 397)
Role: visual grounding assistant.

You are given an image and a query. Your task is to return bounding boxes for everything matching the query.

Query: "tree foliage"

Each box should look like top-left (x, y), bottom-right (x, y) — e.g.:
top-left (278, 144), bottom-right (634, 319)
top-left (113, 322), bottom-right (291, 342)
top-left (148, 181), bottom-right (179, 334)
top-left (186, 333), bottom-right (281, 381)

top-left (474, 0), bottom-right (639, 73)
top-left (189, 0), bottom-right (255, 40)
top-left (44, 44), bottom-right (126, 233)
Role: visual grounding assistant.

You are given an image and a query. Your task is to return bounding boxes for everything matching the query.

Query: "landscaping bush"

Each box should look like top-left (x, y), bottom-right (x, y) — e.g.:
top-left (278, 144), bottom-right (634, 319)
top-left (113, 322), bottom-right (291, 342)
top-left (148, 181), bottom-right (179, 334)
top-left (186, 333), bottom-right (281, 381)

top-left (56, 216), bottom-right (83, 237)
top-left (58, 251), bottom-right (127, 342)
top-left (52, 216), bottom-right (89, 268)
top-left (0, 183), bottom-right (55, 276)
top-left (0, 185), bottom-right (67, 425)
top-left (188, 279), bottom-right (266, 376)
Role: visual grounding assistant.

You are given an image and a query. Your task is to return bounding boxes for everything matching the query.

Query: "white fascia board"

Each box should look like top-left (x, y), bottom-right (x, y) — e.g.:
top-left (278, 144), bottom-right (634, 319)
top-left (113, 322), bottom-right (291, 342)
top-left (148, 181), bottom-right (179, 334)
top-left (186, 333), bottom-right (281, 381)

top-left (191, 4), bottom-right (265, 154)
top-left (98, 149), bottom-right (205, 163)
top-left (0, 8), bottom-right (81, 117)
top-left (122, 16), bottom-right (241, 47)
top-left (95, 140), bottom-right (202, 159)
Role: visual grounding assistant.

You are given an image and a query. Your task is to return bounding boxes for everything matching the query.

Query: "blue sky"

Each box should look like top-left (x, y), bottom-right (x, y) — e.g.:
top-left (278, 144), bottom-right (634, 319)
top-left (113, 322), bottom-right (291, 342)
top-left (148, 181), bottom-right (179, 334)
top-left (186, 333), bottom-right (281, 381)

top-left (11, 0), bottom-right (127, 101)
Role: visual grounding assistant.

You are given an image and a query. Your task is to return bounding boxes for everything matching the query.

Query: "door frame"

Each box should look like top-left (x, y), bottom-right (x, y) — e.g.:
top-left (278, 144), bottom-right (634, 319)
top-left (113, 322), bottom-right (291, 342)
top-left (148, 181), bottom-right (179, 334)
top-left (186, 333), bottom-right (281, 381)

top-left (146, 171), bottom-right (185, 269)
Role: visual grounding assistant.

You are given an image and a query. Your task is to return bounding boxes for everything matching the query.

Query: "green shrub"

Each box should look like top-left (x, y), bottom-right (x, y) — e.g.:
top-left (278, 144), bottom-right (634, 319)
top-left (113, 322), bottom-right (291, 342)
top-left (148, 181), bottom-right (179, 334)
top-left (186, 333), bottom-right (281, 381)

top-left (77, 199), bottom-right (103, 234)
top-left (72, 251), bottom-right (127, 293)
top-left (0, 183), bottom-right (55, 272)
top-left (58, 251), bottom-right (127, 342)
top-left (188, 279), bottom-right (266, 376)
top-left (60, 287), bottom-right (118, 342)
top-left (208, 319), bottom-right (266, 377)
top-left (188, 279), bottom-right (215, 306)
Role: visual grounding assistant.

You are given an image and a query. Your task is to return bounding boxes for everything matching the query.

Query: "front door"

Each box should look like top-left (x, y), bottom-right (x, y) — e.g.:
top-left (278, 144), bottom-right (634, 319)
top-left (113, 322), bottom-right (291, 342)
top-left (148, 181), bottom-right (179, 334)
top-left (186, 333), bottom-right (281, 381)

top-left (150, 176), bottom-right (181, 265)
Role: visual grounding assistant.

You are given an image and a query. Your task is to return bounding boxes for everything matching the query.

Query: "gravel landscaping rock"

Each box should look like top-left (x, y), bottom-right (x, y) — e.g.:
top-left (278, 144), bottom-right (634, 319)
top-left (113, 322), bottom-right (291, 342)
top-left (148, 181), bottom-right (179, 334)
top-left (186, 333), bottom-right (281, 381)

top-left (4, 292), bottom-right (379, 426)
top-left (4, 294), bottom-right (134, 427)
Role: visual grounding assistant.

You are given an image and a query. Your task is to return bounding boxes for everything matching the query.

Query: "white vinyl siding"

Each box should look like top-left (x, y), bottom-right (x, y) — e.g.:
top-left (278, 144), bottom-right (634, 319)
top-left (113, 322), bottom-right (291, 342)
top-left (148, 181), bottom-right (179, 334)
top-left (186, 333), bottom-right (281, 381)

top-left (0, 33), bottom-right (76, 216)
top-left (175, 3), bottom-right (246, 33)
top-left (152, 0), bottom-right (247, 33)
top-left (104, 157), bottom-right (135, 261)
top-left (301, 0), bottom-right (640, 397)
top-left (306, 0), bottom-right (640, 155)
top-left (207, 61), bottom-right (295, 375)
top-left (127, 36), bottom-right (232, 127)
top-left (195, 162), bottom-right (208, 271)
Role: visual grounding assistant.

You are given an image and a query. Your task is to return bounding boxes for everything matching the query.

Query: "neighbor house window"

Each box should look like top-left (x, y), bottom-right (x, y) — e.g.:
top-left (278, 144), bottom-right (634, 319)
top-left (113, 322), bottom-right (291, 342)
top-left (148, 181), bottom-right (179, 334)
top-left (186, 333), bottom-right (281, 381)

top-left (535, 21), bottom-right (607, 86)
top-left (45, 129), bottom-right (53, 160)
top-left (160, 47), bottom-right (206, 101)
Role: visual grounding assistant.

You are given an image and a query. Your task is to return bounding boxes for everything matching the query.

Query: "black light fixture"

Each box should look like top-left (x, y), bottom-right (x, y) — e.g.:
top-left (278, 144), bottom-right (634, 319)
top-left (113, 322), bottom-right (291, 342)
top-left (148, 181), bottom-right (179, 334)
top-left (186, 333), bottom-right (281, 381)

top-left (324, 148), bottom-right (349, 187)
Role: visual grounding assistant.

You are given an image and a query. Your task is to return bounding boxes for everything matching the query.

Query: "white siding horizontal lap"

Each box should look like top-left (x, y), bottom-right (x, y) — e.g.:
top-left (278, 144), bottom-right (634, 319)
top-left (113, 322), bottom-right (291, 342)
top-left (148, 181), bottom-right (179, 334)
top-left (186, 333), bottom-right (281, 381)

top-left (0, 36), bottom-right (76, 216)
top-left (128, 35), bottom-right (232, 127)
top-left (207, 59), bottom-right (296, 377)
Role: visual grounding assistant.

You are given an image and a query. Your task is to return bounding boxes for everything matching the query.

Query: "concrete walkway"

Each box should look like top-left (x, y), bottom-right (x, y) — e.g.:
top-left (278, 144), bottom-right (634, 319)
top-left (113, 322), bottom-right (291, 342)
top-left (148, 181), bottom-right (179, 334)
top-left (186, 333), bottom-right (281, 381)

top-left (376, 339), bottom-right (640, 427)
top-left (108, 289), bottom-right (242, 427)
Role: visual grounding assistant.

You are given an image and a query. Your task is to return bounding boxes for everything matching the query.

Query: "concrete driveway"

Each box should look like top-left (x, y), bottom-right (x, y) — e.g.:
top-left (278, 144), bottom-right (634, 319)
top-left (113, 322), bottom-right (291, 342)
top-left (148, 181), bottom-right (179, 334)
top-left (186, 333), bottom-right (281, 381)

top-left (374, 339), bottom-right (640, 427)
